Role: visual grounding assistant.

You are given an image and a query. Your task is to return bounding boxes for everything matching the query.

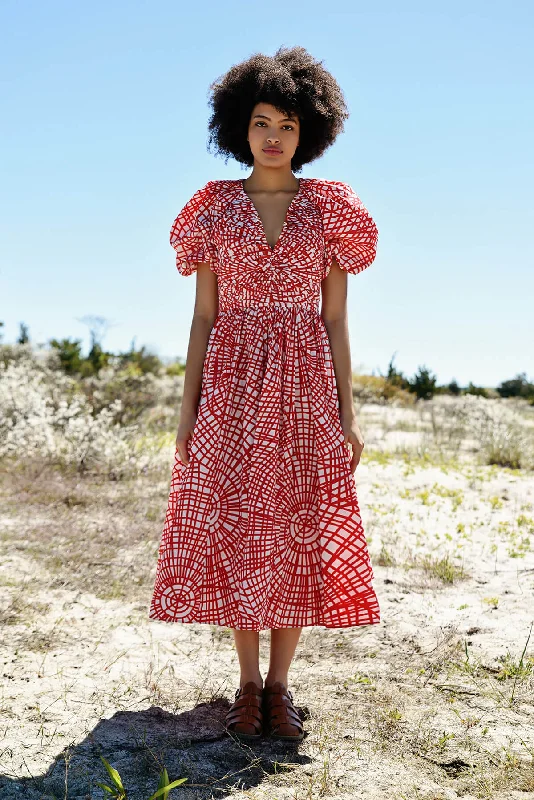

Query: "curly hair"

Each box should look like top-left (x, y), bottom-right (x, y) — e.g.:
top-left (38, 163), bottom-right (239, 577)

top-left (207, 46), bottom-right (349, 172)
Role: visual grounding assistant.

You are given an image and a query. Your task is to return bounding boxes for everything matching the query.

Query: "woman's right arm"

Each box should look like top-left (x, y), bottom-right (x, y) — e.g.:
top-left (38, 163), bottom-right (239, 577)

top-left (176, 262), bottom-right (219, 465)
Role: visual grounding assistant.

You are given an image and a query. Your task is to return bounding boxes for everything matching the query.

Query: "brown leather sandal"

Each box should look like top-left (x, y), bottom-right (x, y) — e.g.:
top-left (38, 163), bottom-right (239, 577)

top-left (262, 681), bottom-right (304, 741)
top-left (224, 680), bottom-right (264, 741)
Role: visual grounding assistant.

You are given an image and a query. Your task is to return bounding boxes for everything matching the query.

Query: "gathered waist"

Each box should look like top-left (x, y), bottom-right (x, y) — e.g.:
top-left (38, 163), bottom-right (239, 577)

top-left (218, 299), bottom-right (320, 318)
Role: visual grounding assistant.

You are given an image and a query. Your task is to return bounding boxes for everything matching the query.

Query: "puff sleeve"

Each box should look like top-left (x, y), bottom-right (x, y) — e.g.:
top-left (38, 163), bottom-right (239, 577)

top-left (169, 180), bottom-right (219, 276)
top-left (319, 180), bottom-right (378, 277)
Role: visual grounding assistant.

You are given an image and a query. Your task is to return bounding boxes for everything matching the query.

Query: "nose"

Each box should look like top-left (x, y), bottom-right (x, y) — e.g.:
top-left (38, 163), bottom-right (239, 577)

top-left (266, 133), bottom-right (281, 144)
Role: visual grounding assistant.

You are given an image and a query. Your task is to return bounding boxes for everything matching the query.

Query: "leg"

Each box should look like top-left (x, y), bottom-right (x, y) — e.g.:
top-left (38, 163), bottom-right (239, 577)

top-left (265, 627), bottom-right (303, 688)
top-left (225, 629), bottom-right (264, 740)
top-left (231, 629), bottom-right (263, 689)
top-left (263, 627), bottom-right (305, 740)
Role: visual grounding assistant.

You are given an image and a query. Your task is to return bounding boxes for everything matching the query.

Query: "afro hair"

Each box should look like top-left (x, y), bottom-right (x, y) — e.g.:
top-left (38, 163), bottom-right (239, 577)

top-left (207, 46), bottom-right (349, 172)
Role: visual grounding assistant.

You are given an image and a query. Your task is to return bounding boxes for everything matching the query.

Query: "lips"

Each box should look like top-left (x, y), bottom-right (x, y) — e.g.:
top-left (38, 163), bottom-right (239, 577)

top-left (263, 148), bottom-right (282, 154)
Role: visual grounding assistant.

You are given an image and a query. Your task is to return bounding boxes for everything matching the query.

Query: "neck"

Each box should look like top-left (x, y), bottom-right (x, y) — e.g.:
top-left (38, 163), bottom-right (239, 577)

top-left (243, 165), bottom-right (299, 193)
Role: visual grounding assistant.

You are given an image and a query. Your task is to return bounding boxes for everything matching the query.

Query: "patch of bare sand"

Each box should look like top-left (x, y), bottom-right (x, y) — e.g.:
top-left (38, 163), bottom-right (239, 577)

top-left (0, 456), bottom-right (533, 799)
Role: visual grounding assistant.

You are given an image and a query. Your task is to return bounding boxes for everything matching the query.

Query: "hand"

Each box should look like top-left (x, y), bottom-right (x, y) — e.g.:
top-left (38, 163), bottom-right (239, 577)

top-left (340, 413), bottom-right (364, 474)
top-left (175, 412), bottom-right (197, 466)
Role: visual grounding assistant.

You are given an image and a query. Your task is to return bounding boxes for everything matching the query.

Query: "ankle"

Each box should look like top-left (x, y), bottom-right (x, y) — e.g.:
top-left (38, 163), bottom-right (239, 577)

top-left (264, 672), bottom-right (288, 688)
top-left (239, 673), bottom-right (263, 689)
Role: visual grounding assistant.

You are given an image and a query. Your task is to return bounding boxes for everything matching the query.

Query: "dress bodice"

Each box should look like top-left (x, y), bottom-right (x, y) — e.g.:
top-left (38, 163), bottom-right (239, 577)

top-left (169, 177), bottom-right (378, 313)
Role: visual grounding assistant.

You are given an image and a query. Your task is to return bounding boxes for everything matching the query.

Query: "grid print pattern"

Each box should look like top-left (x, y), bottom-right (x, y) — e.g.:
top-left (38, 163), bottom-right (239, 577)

top-left (149, 178), bottom-right (380, 630)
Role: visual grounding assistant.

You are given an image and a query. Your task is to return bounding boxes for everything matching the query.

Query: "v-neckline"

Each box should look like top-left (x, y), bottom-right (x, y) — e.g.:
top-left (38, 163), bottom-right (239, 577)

top-left (239, 178), bottom-right (302, 253)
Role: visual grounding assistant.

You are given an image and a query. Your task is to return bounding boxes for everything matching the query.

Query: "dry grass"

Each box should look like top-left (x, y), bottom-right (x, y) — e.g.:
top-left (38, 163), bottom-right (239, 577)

top-left (1, 435), bottom-right (533, 798)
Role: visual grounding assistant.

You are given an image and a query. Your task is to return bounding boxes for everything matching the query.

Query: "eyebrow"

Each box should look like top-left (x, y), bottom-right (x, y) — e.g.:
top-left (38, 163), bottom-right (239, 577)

top-left (252, 113), bottom-right (298, 123)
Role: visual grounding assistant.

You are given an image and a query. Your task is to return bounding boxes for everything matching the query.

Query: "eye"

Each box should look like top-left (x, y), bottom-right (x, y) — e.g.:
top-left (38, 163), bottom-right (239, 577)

top-left (253, 121), bottom-right (295, 130)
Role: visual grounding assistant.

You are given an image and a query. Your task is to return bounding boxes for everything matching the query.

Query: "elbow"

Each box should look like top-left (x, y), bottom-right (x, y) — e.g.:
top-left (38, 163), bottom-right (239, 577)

top-left (321, 310), bottom-right (348, 328)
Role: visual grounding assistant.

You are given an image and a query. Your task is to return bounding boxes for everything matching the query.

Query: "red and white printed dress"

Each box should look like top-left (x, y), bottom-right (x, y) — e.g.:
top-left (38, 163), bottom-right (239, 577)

top-left (149, 177), bottom-right (381, 631)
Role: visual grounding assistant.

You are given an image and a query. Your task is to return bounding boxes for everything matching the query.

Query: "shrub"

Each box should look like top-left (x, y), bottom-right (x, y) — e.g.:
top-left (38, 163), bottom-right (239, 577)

top-left (116, 341), bottom-right (163, 375)
top-left (409, 365), bottom-right (437, 400)
top-left (465, 381), bottom-right (490, 398)
top-left (49, 337), bottom-right (84, 375)
top-left (0, 346), bottom-right (169, 477)
top-left (352, 373), bottom-right (415, 405)
top-left (385, 353), bottom-right (411, 391)
top-left (450, 395), bottom-right (534, 470)
top-left (498, 372), bottom-right (534, 403)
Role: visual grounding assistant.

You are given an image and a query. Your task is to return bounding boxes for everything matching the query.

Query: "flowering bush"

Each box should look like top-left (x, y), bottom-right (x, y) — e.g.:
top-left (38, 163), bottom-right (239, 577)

top-left (77, 364), bottom-right (184, 426)
top-left (425, 394), bottom-right (534, 469)
top-left (0, 346), bottom-right (176, 478)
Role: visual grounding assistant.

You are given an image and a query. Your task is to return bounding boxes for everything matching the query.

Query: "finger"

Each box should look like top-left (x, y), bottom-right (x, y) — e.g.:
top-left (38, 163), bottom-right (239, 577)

top-left (345, 443), bottom-right (355, 474)
top-left (176, 439), bottom-right (190, 466)
top-left (351, 443), bottom-right (364, 473)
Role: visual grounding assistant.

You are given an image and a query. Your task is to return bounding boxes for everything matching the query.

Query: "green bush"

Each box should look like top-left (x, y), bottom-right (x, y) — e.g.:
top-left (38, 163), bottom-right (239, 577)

top-left (409, 364), bottom-right (437, 400)
top-left (50, 337), bottom-right (85, 375)
top-left (465, 381), bottom-right (490, 398)
top-left (165, 359), bottom-right (186, 376)
top-left (498, 372), bottom-right (534, 402)
top-left (117, 341), bottom-right (163, 375)
top-left (385, 353), bottom-right (411, 391)
top-left (17, 322), bottom-right (30, 344)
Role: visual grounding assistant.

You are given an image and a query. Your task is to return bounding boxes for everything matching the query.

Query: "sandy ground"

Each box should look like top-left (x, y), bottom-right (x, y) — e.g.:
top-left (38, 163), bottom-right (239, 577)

top-left (1, 424), bottom-right (534, 799)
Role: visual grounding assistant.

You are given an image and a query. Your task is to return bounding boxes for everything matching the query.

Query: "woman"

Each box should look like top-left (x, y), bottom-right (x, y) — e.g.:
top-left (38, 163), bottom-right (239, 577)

top-left (149, 45), bottom-right (381, 742)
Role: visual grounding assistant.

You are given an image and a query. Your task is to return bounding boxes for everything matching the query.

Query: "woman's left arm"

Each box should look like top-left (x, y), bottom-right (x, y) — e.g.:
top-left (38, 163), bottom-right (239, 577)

top-left (320, 258), bottom-right (365, 473)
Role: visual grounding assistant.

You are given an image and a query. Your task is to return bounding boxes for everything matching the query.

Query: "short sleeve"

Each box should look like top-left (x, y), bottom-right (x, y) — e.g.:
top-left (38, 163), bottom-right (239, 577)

top-left (169, 180), bottom-right (219, 276)
top-left (318, 180), bottom-right (378, 277)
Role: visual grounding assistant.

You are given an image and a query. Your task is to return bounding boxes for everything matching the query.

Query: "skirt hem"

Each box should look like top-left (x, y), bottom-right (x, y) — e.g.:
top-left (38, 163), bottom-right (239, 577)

top-left (148, 609), bottom-right (381, 631)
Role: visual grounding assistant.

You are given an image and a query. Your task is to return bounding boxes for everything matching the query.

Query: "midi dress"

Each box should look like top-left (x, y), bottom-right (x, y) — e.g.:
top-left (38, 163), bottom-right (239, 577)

top-left (149, 177), bottom-right (381, 631)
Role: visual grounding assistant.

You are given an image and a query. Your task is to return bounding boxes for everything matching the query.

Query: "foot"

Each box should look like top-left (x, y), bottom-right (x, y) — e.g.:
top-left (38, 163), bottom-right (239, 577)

top-left (224, 680), bottom-right (264, 741)
top-left (262, 681), bottom-right (304, 741)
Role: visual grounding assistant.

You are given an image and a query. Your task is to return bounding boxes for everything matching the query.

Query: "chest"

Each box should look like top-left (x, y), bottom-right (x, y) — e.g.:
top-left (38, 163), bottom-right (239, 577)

top-left (243, 191), bottom-right (298, 251)
top-left (213, 189), bottom-right (325, 272)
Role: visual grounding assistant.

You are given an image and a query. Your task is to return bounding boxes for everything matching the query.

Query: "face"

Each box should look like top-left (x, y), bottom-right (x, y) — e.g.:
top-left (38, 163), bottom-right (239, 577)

top-left (246, 102), bottom-right (300, 168)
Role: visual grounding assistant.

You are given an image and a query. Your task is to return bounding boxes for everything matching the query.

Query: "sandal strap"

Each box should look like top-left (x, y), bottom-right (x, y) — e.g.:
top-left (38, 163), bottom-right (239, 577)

top-left (263, 683), bottom-right (303, 736)
top-left (225, 682), bottom-right (264, 735)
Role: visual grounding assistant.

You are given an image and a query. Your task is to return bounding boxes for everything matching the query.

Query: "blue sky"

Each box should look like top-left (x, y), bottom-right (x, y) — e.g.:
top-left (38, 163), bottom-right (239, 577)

top-left (1, 1), bottom-right (532, 387)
